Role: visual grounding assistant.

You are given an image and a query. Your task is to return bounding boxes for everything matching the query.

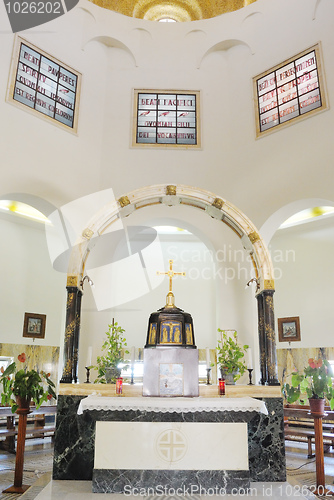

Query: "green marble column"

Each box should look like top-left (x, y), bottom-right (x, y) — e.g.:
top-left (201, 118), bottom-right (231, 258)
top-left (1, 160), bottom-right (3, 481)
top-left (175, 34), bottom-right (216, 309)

top-left (60, 286), bottom-right (79, 383)
top-left (257, 293), bottom-right (267, 385)
top-left (263, 290), bottom-right (280, 385)
top-left (72, 289), bottom-right (83, 383)
top-left (257, 289), bottom-right (280, 386)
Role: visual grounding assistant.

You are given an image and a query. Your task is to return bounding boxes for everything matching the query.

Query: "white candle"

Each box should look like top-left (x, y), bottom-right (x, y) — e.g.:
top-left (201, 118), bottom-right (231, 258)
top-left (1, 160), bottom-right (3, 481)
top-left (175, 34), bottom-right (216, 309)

top-left (247, 348), bottom-right (253, 370)
top-left (206, 347), bottom-right (211, 369)
top-left (86, 346), bottom-right (92, 367)
top-left (130, 346), bottom-right (135, 366)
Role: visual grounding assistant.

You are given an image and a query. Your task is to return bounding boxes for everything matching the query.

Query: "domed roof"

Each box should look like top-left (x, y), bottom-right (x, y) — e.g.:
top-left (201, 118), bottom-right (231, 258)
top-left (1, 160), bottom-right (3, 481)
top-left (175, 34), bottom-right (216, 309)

top-left (89, 0), bottom-right (257, 22)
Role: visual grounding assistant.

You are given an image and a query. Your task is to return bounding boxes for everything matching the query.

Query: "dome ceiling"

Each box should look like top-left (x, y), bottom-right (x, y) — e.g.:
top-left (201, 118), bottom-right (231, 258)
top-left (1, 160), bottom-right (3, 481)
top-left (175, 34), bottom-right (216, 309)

top-left (88, 0), bottom-right (257, 22)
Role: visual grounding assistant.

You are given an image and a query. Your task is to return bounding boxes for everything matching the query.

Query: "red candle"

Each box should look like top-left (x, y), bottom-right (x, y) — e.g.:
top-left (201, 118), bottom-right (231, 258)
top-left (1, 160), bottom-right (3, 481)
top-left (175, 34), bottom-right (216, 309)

top-left (219, 378), bottom-right (225, 396)
top-left (116, 377), bottom-right (123, 395)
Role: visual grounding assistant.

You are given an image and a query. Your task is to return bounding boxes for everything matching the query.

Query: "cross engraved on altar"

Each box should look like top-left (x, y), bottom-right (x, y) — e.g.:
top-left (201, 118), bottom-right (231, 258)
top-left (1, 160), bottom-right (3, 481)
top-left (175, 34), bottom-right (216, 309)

top-left (156, 429), bottom-right (187, 462)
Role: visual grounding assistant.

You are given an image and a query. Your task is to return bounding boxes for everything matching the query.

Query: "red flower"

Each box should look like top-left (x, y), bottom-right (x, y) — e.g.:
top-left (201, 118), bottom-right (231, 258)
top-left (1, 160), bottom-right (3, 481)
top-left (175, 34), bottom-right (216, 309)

top-left (46, 373), bottom-right (51, 378)
top-left (47, 394), bottom-right (52, 400)
top-left (18, 353), bottom-right (26, 363)
top-left (308, 358), bottom-right (316, 369)
top-left (315, 359), bottom-right (323, 368)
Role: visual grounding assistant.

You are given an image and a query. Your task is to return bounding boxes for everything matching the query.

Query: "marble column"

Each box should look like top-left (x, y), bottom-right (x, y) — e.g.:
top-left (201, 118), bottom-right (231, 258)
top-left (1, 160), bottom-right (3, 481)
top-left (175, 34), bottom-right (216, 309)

top-left (263, 290), bottom-right (280, 385)
top-left (257, 290), bottom-right (280, 386)
top-left (72, 289), bottom-right (83, 383)
top-left (257, 293), bottom-right (267, 386)
top-left (60, 286), bottom-right (79, 383)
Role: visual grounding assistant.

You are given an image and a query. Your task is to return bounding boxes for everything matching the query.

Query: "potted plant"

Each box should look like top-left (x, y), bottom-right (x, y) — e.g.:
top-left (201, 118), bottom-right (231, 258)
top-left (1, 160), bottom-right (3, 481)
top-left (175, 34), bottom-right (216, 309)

top-left (92, 322), bottom-right (129, 384)
top-left (0, 353), bottom-right (57, 413)
top-left (282, 358), bottom-right (334, 412)
top-left (216, 329), bottom-right (249, 384)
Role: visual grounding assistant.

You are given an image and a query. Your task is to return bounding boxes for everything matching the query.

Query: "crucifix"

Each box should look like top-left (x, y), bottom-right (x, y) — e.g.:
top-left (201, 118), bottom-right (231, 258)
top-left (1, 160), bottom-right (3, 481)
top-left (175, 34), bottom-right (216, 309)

top-left (157, 259), bottom-right (185, 308)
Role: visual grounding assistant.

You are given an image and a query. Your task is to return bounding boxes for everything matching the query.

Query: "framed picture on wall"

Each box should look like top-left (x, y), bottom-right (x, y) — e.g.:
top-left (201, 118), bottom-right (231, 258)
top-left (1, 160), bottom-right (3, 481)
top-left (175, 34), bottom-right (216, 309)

top-left (278, 316), bottom-right (300, 342)
top-left (23, 313), bottom-right (46, 339)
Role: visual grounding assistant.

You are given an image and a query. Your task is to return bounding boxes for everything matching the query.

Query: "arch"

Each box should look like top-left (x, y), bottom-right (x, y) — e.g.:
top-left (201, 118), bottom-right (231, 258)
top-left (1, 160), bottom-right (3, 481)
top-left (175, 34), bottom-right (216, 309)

top-left (259, 197), bottom-right (334, 245)
top-left (67, 184), bottom-right (274, 292)
top-left (61, 184), bottom-right (279, 386)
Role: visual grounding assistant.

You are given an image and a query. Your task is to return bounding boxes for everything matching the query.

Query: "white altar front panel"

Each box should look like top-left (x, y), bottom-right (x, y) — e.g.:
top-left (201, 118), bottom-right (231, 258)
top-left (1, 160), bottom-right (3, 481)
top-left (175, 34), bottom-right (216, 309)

top-left (94, 421), bottom-right (248, 471)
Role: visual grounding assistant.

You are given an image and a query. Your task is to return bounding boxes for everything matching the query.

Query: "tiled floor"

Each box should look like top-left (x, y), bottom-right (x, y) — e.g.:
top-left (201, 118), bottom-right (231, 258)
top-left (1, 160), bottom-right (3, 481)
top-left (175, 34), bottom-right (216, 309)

top-left (1, 439), bottom-right (334, 499)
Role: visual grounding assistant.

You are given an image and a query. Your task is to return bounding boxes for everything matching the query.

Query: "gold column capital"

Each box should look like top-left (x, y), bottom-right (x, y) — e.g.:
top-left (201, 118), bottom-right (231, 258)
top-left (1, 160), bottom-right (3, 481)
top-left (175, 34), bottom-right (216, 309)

top-left (264, 279), bottom-right (275, 290)
top-left (67, 275), bottom-right (78, 287)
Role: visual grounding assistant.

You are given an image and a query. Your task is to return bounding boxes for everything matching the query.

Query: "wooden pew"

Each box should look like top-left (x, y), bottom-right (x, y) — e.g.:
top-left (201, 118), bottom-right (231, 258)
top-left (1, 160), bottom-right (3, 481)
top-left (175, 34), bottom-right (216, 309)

top-left (0, 405), bottom-right (57, 454)
top-left (284, 404), bottom-right (334, 458)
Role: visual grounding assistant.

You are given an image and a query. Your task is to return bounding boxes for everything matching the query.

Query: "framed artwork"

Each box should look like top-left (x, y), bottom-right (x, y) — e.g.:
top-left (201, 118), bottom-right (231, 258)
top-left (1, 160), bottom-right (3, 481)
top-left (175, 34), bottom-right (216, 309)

top-left (23, 312), bottom-right (46, 339)
top-left (278, 316), bottom-right (300, 342)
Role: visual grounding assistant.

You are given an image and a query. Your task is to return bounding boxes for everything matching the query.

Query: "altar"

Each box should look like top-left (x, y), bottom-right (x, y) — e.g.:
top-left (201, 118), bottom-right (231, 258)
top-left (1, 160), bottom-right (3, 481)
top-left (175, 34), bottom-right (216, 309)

top-left (53, 384), bottom-right (286, 492)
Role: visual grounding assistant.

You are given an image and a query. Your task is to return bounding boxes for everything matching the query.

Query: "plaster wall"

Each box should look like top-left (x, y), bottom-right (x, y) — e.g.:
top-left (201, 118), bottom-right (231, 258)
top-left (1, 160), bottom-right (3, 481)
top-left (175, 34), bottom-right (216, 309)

top-left (0, 0), bottom-right (333, 226)
top-left (270, 216), bottom-right (334, 348)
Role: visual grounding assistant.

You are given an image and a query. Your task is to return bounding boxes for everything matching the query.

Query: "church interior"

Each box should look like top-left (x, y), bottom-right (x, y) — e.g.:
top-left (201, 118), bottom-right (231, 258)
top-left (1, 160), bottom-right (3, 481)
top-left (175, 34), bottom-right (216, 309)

top-left (1, 0), bottom-right (334, 497)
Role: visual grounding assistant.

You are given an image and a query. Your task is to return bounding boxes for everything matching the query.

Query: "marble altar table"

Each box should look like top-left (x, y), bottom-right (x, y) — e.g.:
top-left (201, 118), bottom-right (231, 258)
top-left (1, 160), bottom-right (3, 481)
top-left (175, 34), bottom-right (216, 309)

top-left (53, 384), bottom-right (286, 490)
top-left (78, 395), bottom-right (268, 493)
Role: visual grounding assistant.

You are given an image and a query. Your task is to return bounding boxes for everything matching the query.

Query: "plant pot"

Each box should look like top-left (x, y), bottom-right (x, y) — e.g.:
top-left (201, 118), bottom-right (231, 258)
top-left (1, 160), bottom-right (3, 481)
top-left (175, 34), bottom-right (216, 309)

top-left (15, 396), bottom-right (31, 409)
top-left (220, 368), bottom-right (238, 385)
top-left (105, 366), bottom-right (121, 384)
top-left (309, 397), bottom-right (326, 416)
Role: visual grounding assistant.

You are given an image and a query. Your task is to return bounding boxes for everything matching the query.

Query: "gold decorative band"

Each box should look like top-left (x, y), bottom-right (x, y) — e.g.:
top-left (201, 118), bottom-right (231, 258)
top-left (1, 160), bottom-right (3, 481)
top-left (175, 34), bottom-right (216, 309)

top-left (212, 198), bottom-right (224, 210)
top-left (166, 185), bottom-right (177, 196)
top-left (67, 275), bottom-right (78, 287)
top-left (248, 231), bottom-right (260, 244)
top-left (118, 196), bottom-right (130, 207)
top-left (264, 279), bottom-right (275, 290)
top-left (82, 228), bottom-right (94, 240)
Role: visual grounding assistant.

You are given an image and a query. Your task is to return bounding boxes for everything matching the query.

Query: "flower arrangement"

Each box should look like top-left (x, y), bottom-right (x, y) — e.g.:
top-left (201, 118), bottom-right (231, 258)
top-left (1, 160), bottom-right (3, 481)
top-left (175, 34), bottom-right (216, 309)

top-left (92, 322), bottom-right (129, 384)
top-left (0, 353), bottom-right (57, 413)
top-left (216, 329), bottom-right (249, 382)
top-left (282, 358), bottom-right (334, 410)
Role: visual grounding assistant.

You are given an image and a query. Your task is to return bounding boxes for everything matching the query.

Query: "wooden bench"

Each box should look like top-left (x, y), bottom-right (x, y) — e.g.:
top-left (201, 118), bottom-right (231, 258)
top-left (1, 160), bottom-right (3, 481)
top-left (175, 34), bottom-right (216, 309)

top-left (284, 405), bottom-right (334, 458)
top-left (0, 405), bottom-right (57, 454)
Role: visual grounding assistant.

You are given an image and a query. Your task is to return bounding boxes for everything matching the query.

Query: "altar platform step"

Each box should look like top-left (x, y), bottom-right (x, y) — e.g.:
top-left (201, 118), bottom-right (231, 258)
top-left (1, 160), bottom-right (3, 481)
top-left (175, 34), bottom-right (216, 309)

top-left (31, 480), bottom-right (318, 499)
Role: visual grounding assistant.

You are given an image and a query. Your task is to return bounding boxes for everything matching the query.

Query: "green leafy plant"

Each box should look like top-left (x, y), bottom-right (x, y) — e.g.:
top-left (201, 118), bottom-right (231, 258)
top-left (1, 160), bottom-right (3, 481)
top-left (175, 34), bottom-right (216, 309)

top-left (0, 353), bottom-right (57, 413)
top-left (92, 322), bottom-right (129, 384)
top-left (216, 329), bottom-right (249, 381)
top-left (282, 358), bottom-right (334, 410)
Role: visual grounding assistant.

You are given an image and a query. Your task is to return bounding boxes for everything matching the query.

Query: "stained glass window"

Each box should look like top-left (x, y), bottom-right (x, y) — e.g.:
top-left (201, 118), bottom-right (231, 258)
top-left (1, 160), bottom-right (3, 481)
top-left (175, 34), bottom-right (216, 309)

top-left (254, 45), bottom-right (327, 136)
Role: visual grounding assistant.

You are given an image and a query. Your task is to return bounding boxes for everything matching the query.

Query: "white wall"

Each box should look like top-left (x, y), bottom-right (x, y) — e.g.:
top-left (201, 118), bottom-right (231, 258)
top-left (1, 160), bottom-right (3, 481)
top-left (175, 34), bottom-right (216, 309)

top-left (271, 215), bottom-right (334, 348)
top-left (78, 204), bottom-right (258, 383)
top-left (0, 0), bottom-right (333, 382)
top-left (0, 213), bottom-right (66, 347)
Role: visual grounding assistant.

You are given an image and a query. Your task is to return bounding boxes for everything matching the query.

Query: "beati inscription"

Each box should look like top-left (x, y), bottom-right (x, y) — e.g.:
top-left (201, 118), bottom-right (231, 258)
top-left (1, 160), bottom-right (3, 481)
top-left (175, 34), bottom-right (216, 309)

top-left (136, 92), bottom-right (197, 146)
top-left (13, 42), bottom-right (78, 128)
top-left (256, 50), bottom-right (322, 133)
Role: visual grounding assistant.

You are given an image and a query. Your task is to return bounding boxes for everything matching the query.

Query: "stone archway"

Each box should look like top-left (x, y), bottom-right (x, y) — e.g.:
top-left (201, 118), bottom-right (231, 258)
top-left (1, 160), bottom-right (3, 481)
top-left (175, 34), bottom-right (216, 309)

top-left (60, 184), bottom-right (279, 385)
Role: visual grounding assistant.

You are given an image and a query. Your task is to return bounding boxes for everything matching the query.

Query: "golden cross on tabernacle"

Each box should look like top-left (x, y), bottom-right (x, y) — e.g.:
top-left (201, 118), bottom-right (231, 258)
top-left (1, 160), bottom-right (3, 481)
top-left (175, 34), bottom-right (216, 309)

top-left (157, 260), bottom-right (185, 293)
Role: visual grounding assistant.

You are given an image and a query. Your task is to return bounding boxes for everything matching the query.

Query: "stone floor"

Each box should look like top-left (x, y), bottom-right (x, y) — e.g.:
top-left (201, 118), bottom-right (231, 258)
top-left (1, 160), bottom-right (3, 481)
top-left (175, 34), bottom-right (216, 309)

top-left (1, 439), bottom-right (334, 499)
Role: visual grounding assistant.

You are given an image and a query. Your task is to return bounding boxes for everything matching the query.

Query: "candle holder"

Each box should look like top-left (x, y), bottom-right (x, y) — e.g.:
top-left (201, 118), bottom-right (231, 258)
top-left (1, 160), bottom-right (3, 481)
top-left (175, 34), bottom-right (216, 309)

top-left (247, 368), bottom-right (254, 385)
top-left (206, 368), bottom-right (212, 385)
top-left (84, 366), bottom-right (91, 384)
top-left (218, 378), bottom-right (225, 396)
top-left (116, 377), bottom-right (123, 395)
